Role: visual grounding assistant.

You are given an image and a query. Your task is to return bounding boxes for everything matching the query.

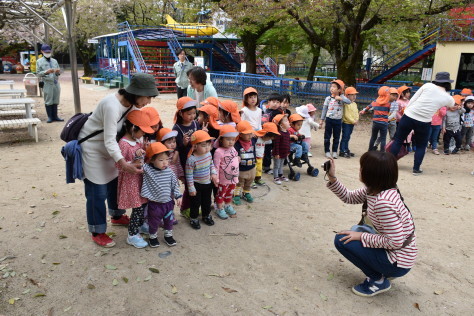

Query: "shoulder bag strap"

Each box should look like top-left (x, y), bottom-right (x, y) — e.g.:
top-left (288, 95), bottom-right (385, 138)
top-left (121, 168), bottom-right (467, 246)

top-left (78, 106), bottom-right (132, 144)
top-left (397, 187), bottom-right (416, 248)
top-left (357, 199), bottom-right (368, 226)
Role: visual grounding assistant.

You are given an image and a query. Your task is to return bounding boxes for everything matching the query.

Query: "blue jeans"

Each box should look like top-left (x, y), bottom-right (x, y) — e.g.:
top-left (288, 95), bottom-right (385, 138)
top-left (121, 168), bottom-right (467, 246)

top-left (290, 141), bottom-right (309, 158)
top-left (428, 125), bottom-right (441, 150)
top-left (334, 234), bottom-right (410, 280)
top-left (369, 121), bottom-right (388, 152)
top-left (339, 123), bottom-right (354, 153)
top-left (84, 177), bottom-right (125, 233)
top-left (324, 118), bottom-right (342, 153)
top-left (390, 115), bottom-right (431, 171)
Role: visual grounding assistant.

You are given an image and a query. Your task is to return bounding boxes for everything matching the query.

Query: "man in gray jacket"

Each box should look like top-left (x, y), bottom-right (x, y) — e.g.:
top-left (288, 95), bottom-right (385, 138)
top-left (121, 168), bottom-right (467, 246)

top-left (173, 49), bottom-right (193, 98)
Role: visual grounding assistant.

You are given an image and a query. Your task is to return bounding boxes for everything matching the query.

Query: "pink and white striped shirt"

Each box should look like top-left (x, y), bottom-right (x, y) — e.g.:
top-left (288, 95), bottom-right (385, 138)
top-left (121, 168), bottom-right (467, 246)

top-left (328, 180), bottom-right (417, 269)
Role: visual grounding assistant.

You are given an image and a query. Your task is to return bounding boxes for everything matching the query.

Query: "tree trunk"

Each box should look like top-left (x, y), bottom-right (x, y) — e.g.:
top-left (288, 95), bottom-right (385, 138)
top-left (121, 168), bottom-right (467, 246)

top-left (241, 33), bottom-right (257, 74)
top-left (306, 45), bottom-right (320, 81)
top-left (335, 59), bottom-right (359, 87)
top-left (82, 55), bottom-right (92, 77)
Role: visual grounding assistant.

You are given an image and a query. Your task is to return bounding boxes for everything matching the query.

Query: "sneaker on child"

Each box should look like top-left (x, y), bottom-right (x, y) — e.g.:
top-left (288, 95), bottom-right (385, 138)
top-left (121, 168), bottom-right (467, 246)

top-left (190, 218), bottom-right (200, 229)
top-left (224, 205), bottom-right (237, 216)
top-left (149, 237), bottom-right (160, 247)
top-left (126, 234), bottom-right (148, 248)
top-left (352, 277), bottom-right (391, 297)
top-left (273, 177), bottom-right (282, 185)
top-left (216, 208), bottom-right (229, 219)
top-left (242, 192), bottom-right (254, 203)
top-left (164, 235), bottom-right (177, 247)
top-left (232, 196), bottom-right (242, 205)
top-left (203, 215), bottom-right (215, 226)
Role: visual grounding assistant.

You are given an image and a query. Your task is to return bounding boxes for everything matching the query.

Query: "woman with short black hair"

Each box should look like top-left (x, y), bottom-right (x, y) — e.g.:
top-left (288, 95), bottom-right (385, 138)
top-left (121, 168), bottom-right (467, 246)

top-left (326, 151), bottom-right (417, 297)
top-left (186, 66), bottom-right (218, 105)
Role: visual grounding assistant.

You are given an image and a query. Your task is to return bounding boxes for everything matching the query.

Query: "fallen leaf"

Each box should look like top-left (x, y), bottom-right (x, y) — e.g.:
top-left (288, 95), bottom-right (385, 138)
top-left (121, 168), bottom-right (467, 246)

top-left (52, 262), bottom-right (61, 265)
top-left (122, 277), bottom-right (129, 283)
top-left (207, 273), bottom-right (229, 278)
top-left (137, 260), bottom-right (146, 264)
top-left (52, 210), bottom-right (60, 216)
top-left (222, 287), bottom-right (238, 293)
top-left (106, 232), bottom-right (116, 237)
top-left (434, 290), bottom-right (443, 295)
top-left (30, 205), bottom-right (36, 208)
top-left (62, 205), bottom-right (71, 208)
top-left (0, 255), bottom-right (16, 262)
top-left (171, 286), bottom-right (178, 294)
top-left (22, 289), bottom-right (31, 294)
top-left (319, 292), bottom-right (328, 301)
top-left (105, 264), bottom-right (117, 270)
top-left (136, 277), bottom-right (141, 282)
top-left (414, 303), bottom-right (421, 311)
top-left (203, 293), bottom-right (213, 299)
top-left (64, 306), bottom-right (72, 312)
top-left (149, 267), bottom-right (160, 274)
top-left (327, 273), bottom-right (334, 281)
top-left (112, 279), bottom-right (119, 286)
top-left (52, 192), bottom-right (58, 197)
top-left (94, 251), bottom-right (102, 257)
top-left (87, 284), bottom-right (95, 289)
top-left (59, 235), bottom-right (68, 239)
top-left (8, 298), bottom-right (17, 304)
top-left (33, 293), bottom-right (46, 297)
top-left (262, 306), bottom-right (272, 310)
top-left (144, 275), bottom-right (152, 282)
top-left (41, 259), bottom-right (46, 264)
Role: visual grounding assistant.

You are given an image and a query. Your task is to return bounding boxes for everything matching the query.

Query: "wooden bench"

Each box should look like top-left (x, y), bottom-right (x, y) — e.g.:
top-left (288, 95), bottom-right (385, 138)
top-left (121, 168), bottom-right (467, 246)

top-left (0, 80), bottom-right (15, 89)
top-left (0, 109), bottom-right (37, 117)
top-left (80, 76), bottom-right (92, 84)
top-left (92, 78), bottom-right (106, 86)
top-left (0, 118), bottom-right (41, 142)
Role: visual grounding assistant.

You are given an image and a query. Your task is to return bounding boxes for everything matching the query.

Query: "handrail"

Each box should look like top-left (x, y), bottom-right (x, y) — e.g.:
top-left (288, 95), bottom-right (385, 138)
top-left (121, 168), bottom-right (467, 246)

top-left (118, 21), bottom-right (147, 73)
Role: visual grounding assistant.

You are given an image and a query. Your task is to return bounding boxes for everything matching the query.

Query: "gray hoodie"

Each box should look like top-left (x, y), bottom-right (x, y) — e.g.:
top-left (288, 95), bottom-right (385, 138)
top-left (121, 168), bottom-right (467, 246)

top-left (443, 108), bottom-right (465, 132)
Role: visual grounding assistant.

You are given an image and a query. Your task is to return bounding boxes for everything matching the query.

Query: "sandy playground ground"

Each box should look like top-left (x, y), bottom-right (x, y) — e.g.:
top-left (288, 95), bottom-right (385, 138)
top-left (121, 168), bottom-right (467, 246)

top-left (0, 71), bottom-right (473, 315)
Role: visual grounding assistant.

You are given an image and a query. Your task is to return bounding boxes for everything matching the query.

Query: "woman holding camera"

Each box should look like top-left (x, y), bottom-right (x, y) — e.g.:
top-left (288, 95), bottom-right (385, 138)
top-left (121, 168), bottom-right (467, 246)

top-left (326, 151), bottom-right (417, 297)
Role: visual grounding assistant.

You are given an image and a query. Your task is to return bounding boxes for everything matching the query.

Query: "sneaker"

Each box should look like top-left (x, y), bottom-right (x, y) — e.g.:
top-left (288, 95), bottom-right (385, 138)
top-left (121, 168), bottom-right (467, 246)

top-left (91, 233), bottom-right (116, 247)
top-left (242, 192), bottom-right (254, 203)
top-left (325, 152), bottom-right (331, 158)
top-left (444, 150), bottom-right (450, 155)
top-left (149, 237), bottom-right (160, 247)
top-left (126, 234), bottom-right (148, 249)
top-left (224, 205), bottom-right (237, 216)
top-left (349, 152), bottom-right (355, 157)
top-left (332, 152), bottom-right (338, 159)
top-left (232, 196), bottom-right (242, 205)
top-left (251, 181), bottom-right (258, 189)
top-left (432, 149), bottom-right (440, 155)
top-left (273, 177), bottom-right (282, 185)
top-left (339, 152), bottom-right (345, 157)
top-left (190, 218), bottom-right (200, 230)
top-left (254, 178), bottom-right (266, 185)
top-left (293, 158), bottom-right (302, 168)
top-left (352, 277), bottom-right (391, 297)
top-left (180, 208), bottom-right (191, 219)
top-left (202, 215), bottom-right (215, 226)
top-left (412, 169), bottom-right (423, 175)
top-left (280, 176), bottom-right (289, 182)
top-left (308, 152), bottom-right (313, 157)
top-left (451, 148), bottom-right (459, 154)
top-left (216, 208), bottom-right (229, 219)
top-left (111, 215), bottom-right (130, 226)
top-left (164, 235), bottom-right (177, 247)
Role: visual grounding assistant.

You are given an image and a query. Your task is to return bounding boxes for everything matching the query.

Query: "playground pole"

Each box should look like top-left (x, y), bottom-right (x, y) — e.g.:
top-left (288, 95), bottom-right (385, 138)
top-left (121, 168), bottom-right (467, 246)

top-left (64, 0), bottom-right (81, 113)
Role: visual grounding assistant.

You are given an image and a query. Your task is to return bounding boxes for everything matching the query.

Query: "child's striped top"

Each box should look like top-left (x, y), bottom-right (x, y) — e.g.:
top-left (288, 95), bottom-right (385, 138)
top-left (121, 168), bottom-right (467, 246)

top-left (363, 101), bottom-right (390, 125)
top-left (185, 152), bottom-right (217, 194)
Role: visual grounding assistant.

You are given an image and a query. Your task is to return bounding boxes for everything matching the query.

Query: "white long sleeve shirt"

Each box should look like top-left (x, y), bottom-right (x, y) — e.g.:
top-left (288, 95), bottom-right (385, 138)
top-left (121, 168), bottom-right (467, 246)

top-left (404, 83), bottom-right (455, 123)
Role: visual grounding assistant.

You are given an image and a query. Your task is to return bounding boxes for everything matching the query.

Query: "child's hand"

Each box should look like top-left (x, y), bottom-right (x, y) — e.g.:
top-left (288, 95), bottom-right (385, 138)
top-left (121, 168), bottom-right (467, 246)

top-left (335, 96), bottom-right (342, 101)
top-left (274, 155), bottom-right (280, 159)
top-left (183, 135), bottom-right (190, 146)
top-left (211, 174), bottom-right (219, 186)
top-left (189, 191), bottom-right (196, 196)
top-left (442, 128), bottom-right (446, 134)
top-left (359, 110), bottom-right (365, 115)
top-left (202, 122), bottom-right (209, 132)
top-left (290, 135), bottom-right (298, 140)
top-left (135, 148), bottom-right (145, 157)
top-left (175, 197), bottom-right (182, 207)
top-left (354, 120), bottom-right (358, 125)
top-left (319, 120), bottom-right (324, 127)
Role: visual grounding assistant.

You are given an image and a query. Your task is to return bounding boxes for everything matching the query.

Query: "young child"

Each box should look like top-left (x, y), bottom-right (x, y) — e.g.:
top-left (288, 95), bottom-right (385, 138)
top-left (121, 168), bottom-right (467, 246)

top-left (319, 79), bottom-right (350, 158)
top-left (141, 106), bottom-right (162, 143)
top-left (218, 100), bottom-right (241, 126)
top-left (288, 114), bottom-right (309, 167)
top-left (198, 102), bottom-right (220, 139)
top-left (233, 120), bottom-right (257, 204)
top-left (396, 85), bottom-right (411, 122)
top-left (241, 87), bottom-right (262, 131)
top-left (374, 87), bottom-right (399, 150)
top-left (280, 94), bottom-right (292, 117)
top-left (116, 110), bottom-right (154, 249)
top-left (185, 130), bottom-right (218, 229)
top-left (360, 86), bottom-right (391, 152)
top-left (339, 87), bottom-right (359, 158)
top-left (461, 96), bottom-right (474, 151)
top-left (141, 142), bottom-right (182, 247)
top-left (272, 114), bottom-right (291, 185)
top-left (461, 88), bottom-right (473, 97)
top-left (296, 103), bottom-right (319, 157)
top-left (157, 128), bottom-right (182, 180)
top-left (213, 125), bottom-right (240, 219)
top-left (443, 95), bottom-right (466, 154)
top-left (428, 106), bottom-right (447, 155)
top-left (254, 122), bottom-right (280, 185)
top-left (263, 93), bottom-right (283, 173)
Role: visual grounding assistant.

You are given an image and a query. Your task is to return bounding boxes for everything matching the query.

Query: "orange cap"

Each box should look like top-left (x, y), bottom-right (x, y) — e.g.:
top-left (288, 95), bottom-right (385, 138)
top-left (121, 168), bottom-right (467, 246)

top-left (236, 120), bottom-right (254, 134)
top-left (255, 122), bottom-right (280, 137)
top-left (174, 97), bottom-right (198, 123)
top-left (389, 87), bottom-right (399, 95)
top-left (218, 124), bottom-right (239, 137)
top-left (199, 104), bottom-right (220, 130)
top-left (289, 113), bottom-right (304, 123)
top-left (141, 107), bottom-right (161, 126)
top-left (397, 85), bottom-right (411, 95)
top-left (345, 87), bottom-right (358, 95)
top-left (146, 142), bottom-right (170, 159)
top-left (272, 114), bottom-right (288, 125)
top-left (243, 87), bottom-right (258, 97)
top-left (376, 86), bottom-right (391, 104)
top-left (156, 127), bottom-right (178, 142)
top-left (200, 96), bottom-right (221, 108)
top-left (461, 88), bottom-right (472, 96)
top-left (219, 100), bottom-right (241, 124)
top-left (190, 130), bottom-right (214, 145)
top-left (331, 79), bottom-right (345, 90)
top-left (453, 95), bottom-right (464, 105)
top-left (127, 110), bottom-right (154, 134)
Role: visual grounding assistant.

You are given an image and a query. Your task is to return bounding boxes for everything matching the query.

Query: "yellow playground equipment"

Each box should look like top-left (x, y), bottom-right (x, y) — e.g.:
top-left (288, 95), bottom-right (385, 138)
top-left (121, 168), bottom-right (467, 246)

top-left (164, 14), bottom-right (219, 36)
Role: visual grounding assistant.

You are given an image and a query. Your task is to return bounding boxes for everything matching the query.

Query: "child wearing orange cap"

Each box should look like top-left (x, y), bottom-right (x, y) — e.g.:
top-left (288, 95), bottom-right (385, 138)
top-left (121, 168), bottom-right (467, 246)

top-left (241, 87), bottom-right (262, 131)
top-left (157, 128), bottom-right (182, 180)
top-left (288, 114), bottom-right (309, 167)
top-left (233, 120), bottom-right (258, 204)
top-left (296, 103), bottom-right (319, 157)
top-left (339, 87), bottom-right (359, 158)
top-left (197, 103), bottom-right (220, 139)
top-left (374, 88), bottom-right (399, 150)
top-left (319, 79), bottom-right (351, 158)
top-left (213, 125), bottom-right (240, 219)
top-left (185, 130), bottom-right (218, 229)
top-left (461, 96), bottom-right (474, 150)
top-left (272, 114), bottom-right (291, 184)
top-left (396, 86), bottom-right (411, 122)
top-left (360, 86), bottom-right (392, 152)
top-left (115, 110), bottom-right (154, 249)
top-left (254, 122), bottom-right (280, 185)
top-left (218, 100), bottom-right (241, 126)
top-left (141, 142), bottom-right (182, 247)
top-left (442, 95), bottom-right (466, 154)
top-left (460, 88), bottom-right (472, 97)
top-left (141, 106), bottom-right (162, 143)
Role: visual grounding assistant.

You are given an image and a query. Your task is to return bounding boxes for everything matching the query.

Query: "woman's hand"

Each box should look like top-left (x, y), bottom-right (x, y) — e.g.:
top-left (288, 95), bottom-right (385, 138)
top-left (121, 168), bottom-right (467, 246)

top-left (338, 230), bottom-right (363, 244)
top-left (118, 159), bottom-right (143, 174)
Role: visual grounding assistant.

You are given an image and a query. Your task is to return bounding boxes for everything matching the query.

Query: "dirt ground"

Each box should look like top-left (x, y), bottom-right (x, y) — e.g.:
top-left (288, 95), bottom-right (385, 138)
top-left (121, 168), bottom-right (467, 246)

top-left (0, 71), bottom-right (473, 315)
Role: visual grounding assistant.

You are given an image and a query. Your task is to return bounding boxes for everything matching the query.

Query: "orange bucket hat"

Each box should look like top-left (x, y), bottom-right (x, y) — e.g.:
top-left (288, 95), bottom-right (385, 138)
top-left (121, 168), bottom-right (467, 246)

top-left (198, 104), bottom-right (220, 130)
top-left (331, 79), bottom-right (345, 90)
top-left (397, 85), bottom-right (411, 95)
top-left (156, 127), bottom-right (178, 142)
top-left (389, 87), bottom-right (399, 96)
top-left (146, 142), bottom-right (170, 159)
top-left (141, 107), bottom-right (161, 126)
top-left (219, 100), bottom-right (242, 124)
top-left (237, 120), bottom-right (254, 134)
top-left (127, 110), bottom-right (154, 134)
top-left (174, 97), bottom-right (198, 123)
top-left (243, 87), bottom-right (258, 97)
top-left (376, 86), bottom-right (391, 104)
top-left (255, 122), bottom-right (280, 137)
top-left (200, 96), bottom-right (221, 108)
top-left (345, 87), bottom-right (359, 95)
top-left (272, 113), bottom-right (288, 125)
top-left (453, 95), bottom-right (464, 105)
top-left (190, 130), bottom-right (214, 145)
top-left (214, 125), bottom-right (239, 148)
top-left (289, 113), bottom-right (304, 124)
top-left (461, 88), bottom-right (472, 96)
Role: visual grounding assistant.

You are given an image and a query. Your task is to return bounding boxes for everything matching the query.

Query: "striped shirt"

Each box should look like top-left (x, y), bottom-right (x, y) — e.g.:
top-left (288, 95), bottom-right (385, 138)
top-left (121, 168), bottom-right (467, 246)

top-left (185, 152), bottom-right (217, 194)
top-left (363, 101), bottom-right (390, 125)
top-left (328, 180), bottom-right (417, 269)
top-left (141, 164), bottom-right (182, 203)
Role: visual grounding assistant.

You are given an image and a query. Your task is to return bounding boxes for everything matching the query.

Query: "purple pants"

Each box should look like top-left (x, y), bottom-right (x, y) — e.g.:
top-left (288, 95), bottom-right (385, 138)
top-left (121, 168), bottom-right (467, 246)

top-left (147, 200), bottom-right (175, 235)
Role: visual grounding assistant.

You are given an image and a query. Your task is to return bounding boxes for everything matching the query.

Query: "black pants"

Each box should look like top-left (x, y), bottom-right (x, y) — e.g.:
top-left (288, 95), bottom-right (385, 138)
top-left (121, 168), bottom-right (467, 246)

top-left (190, 182), bottom-right (212, 219)
top-left (177, 87), bottom-right (187, 98)
top-left (128, 204), bottom-right (145, 236)
top-left (443, 129), bottom-right (462, 151)
top-left (263, 143), bottom-right (273, 170)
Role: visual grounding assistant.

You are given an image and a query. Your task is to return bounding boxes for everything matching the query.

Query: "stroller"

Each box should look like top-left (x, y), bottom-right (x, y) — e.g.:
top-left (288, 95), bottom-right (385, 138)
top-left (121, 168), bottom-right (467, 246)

top-left (285, 136), bottom-right (319, 181)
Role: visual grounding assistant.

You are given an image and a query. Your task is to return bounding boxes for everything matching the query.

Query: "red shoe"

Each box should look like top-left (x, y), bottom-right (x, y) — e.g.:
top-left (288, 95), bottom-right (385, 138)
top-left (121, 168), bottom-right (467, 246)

top-left (111, 215), bottom-right (130, 226)
top-left (91, 233), bottom-right (116, 247)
